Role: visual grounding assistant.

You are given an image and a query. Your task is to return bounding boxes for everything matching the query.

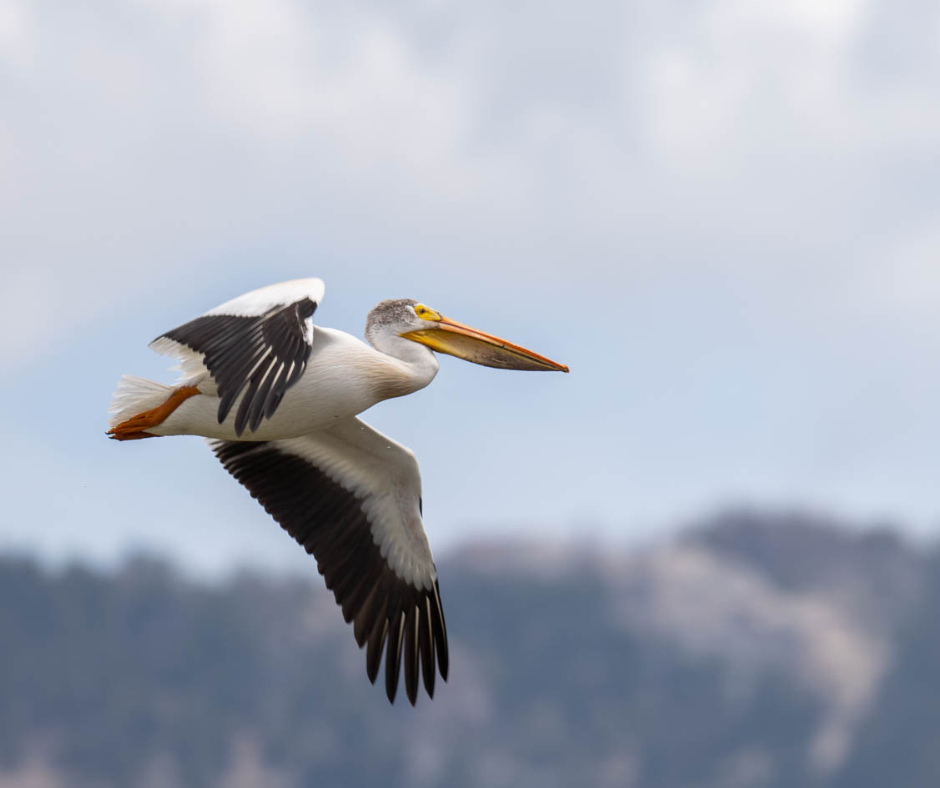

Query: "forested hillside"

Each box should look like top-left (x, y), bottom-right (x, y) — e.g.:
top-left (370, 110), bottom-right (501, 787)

top-left (1, 512), bottom-right (937, 788)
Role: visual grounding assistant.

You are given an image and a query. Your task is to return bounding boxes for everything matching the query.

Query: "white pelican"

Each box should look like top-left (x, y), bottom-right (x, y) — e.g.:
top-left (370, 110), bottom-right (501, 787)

top-left (107, 278), bottom-right (567, 705)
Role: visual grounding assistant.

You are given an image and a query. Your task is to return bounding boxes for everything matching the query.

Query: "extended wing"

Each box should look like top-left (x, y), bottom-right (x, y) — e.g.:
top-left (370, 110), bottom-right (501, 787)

top-left (151, 278), bottom-right (325, 436)
top-left (209, 416), bottom-right (448, 704)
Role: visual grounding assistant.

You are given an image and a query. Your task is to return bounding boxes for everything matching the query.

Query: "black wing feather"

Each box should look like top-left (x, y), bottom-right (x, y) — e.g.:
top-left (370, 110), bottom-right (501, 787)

top-left (385, 611), bottom-right (405, 704)
top-left (158, 297), bottom-right (316, 436)
top-left (418, 598), bottom-right (435, 698)
top-left (211, 439), bottom-right (448, 705)
top-left (403, 603), bottom-right (419, 705)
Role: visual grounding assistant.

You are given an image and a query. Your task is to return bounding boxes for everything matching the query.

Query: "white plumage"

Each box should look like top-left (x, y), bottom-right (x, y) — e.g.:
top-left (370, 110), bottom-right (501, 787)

top-left (107, 277), bottom-right (567, 705)
top-left (204, 277), bottom-right (326, 318)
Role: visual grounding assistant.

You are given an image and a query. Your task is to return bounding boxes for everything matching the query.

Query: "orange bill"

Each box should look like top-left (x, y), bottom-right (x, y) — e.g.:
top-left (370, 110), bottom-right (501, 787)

top-left (402, 316), bottom-right (569, 372)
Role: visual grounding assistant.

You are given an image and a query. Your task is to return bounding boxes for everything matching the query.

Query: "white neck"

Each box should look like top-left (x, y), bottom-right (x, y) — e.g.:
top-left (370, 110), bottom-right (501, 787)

top-left (367, 332), bottom-right (439, 398)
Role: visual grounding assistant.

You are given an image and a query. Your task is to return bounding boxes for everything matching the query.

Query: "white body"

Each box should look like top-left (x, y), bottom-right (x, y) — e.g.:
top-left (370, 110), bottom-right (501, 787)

top-left (148, 326), bottom-right (439, 441)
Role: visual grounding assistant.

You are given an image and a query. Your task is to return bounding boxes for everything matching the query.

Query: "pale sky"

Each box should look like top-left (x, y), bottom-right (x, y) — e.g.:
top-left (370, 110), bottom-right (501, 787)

top-left (2, 0), bottom-right (939, 574)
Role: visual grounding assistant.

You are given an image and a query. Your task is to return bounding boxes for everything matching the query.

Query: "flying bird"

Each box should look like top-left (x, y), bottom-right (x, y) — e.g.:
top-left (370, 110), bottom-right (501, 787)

top-left (107, 278), bottom-right (568, 705)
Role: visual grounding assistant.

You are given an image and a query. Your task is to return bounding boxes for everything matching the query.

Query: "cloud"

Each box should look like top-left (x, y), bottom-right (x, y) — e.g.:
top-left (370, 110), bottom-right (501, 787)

top-left (3, 0), bottom-right (940, 560)
top-left (4, 0), bottom-right (938, 344)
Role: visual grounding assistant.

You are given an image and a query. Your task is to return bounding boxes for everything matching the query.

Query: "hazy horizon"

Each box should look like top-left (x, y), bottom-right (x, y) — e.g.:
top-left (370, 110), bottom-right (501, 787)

top-left (0, 503), bottom-right (923, 582)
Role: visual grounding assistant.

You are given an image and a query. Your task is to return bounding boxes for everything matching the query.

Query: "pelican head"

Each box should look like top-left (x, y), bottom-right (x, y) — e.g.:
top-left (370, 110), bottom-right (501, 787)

top-left (365, 299), bottom-right (568, 372)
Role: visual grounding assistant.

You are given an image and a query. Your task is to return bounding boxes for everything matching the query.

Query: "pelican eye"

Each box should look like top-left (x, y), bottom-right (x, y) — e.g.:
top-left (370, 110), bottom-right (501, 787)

top-left (414, 304), bottom-right (442, 321)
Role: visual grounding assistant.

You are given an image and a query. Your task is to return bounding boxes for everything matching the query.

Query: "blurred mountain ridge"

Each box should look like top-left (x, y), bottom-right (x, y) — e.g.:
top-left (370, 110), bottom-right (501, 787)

top-left (0, 509), bottom-right (938, 788)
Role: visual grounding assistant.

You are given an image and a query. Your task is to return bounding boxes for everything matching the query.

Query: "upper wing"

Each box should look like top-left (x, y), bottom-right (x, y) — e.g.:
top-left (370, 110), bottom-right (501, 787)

top-left (209, 416), bottom-right (448, 705)
top-left (151, 278), bottom-right (325, 437)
